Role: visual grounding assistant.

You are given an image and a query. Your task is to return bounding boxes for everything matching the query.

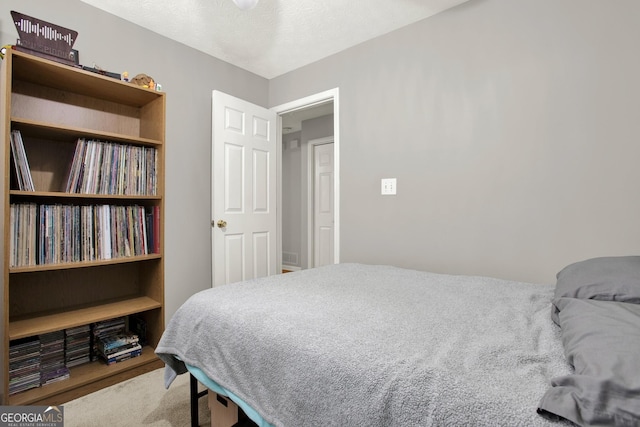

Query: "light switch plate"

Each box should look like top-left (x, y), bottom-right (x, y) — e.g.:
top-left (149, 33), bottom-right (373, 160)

top-left (381, 178), bottom-right (397, 195)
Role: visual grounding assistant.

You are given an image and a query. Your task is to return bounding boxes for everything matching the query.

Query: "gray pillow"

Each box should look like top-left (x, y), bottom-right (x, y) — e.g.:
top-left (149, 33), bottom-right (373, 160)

top-left (538, 298), bottom-right (640, 426)
top-left (551, 256), bottom-right (640, 324)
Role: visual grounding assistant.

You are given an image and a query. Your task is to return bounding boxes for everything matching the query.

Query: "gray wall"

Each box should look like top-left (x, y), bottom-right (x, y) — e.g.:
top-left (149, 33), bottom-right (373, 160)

top-left (0, 0), bottom-right (269, 323)
top-left (269, 0), bottom-right (640, 284)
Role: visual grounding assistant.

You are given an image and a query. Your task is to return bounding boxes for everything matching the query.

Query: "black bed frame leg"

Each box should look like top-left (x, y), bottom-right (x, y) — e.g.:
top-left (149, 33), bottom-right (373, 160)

top-left (190, 373), bottom-right (210, 427)
top-left (190, 374), bottom-right (199, 427)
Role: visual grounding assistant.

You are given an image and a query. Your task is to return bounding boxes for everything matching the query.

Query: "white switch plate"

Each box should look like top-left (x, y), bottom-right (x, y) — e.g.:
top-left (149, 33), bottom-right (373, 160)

top-left (381, 178), bottom-right (397, 195)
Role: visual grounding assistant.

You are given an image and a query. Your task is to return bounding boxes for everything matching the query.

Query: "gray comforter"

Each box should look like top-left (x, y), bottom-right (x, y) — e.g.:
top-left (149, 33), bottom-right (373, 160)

top-left (156, 263), bottom-right (573, 426)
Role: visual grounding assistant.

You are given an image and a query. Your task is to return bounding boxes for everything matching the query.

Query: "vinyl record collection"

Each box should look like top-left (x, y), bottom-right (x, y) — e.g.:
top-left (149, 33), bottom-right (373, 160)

top-left (9, 202), bottom-right (160, 267)
top-left (65, 137), bottom-right (158, 196)
top-left (8, 130), bottom-right (160, 268)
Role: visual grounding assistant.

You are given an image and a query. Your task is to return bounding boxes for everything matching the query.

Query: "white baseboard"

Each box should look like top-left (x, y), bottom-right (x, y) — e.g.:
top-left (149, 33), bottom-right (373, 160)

top-left (282, 265), bottom-right (301, 272)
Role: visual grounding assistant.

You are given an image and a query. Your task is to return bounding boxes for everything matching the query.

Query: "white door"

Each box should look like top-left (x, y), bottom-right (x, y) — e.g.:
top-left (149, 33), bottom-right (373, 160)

top-left (212, 91), bottom-right (277, 286)
top-left (313, 142), bottom-right (334, 267)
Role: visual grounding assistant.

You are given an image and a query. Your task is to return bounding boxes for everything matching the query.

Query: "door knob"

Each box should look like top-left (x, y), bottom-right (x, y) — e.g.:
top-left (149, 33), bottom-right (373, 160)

top-left (216, 219), bottom-right (227, 228)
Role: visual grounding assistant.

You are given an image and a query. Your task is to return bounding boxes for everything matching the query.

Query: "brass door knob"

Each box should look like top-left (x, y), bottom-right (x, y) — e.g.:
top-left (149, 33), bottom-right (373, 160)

top-left (216, 219), bottom-right (227, 228)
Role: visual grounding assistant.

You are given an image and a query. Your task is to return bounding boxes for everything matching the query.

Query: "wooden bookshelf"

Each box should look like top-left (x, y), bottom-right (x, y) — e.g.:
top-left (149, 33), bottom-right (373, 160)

top-left (0, 49), bottom-right (165, 405)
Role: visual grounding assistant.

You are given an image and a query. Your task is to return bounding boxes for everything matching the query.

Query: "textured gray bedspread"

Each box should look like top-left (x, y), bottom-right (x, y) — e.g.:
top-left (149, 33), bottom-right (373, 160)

top-left (156, 263), bottom-right (573, 426)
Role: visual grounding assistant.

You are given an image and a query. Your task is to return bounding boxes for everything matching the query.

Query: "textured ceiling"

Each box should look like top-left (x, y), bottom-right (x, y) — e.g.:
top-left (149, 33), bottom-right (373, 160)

top-left (79, 0), bottom-right (469, 79)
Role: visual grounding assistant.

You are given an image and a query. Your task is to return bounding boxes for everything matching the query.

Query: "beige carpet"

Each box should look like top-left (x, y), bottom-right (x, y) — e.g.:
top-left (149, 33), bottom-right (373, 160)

top-left (62, 368), bottom-right (211, 427)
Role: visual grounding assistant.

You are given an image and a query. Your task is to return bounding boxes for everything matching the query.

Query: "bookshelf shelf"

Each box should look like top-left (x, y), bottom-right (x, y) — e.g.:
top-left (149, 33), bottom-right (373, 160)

top-left (1, 49), bottom-right (165, 404)
top-left (9, 297), bottom-right (163, 340)
top-left (11, 117), bottom-right (163, 147)
top-left (9, 189), bottom-right (162, 201)
top-left (9, 253), bottom-right (162, 274)
top-left (10, 51), bottom-right (161, 108)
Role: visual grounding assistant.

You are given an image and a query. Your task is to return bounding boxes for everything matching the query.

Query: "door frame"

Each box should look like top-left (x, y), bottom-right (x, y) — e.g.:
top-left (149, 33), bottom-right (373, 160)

top-left (271, 88), bottom-right (340, 270)
top-left (307, 137), bottom-right (334, 268)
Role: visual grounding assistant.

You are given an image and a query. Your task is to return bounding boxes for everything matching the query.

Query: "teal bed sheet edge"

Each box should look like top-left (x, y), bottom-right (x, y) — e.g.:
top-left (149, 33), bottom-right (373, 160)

top-left (185, 363), bottom-right (274, 427)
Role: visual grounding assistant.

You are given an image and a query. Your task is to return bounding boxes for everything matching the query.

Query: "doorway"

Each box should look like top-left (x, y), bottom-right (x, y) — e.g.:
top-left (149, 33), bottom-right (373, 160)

top-left (272, 88), bottom-right (340, 271)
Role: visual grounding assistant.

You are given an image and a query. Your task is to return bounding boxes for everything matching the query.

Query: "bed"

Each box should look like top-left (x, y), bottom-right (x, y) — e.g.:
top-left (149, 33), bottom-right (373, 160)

top-left (155, 260), bottom-right (640, 426)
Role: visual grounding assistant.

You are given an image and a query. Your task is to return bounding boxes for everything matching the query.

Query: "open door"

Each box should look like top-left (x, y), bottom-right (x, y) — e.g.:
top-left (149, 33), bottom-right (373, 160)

top-left (211, 90), bottom-right (277, 286)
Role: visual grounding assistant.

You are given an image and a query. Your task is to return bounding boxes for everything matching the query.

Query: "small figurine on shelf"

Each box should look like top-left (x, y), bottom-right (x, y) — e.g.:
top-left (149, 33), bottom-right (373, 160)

top-left (130, 73), bottom-right (155, 89)
top-left (121, 71), bottom-right (129, 82)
